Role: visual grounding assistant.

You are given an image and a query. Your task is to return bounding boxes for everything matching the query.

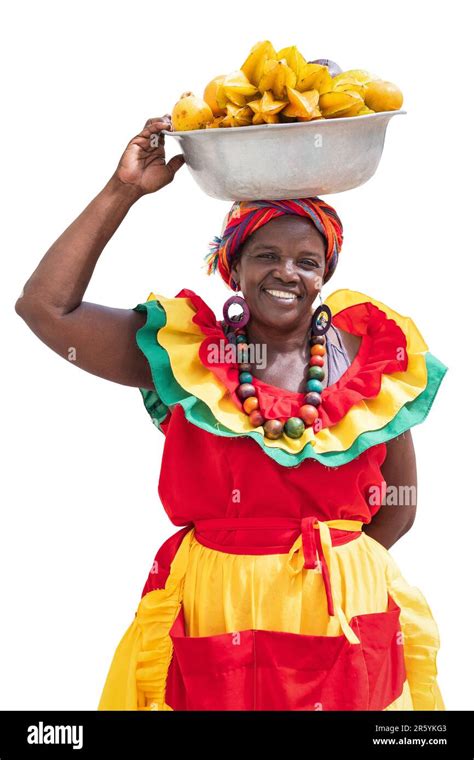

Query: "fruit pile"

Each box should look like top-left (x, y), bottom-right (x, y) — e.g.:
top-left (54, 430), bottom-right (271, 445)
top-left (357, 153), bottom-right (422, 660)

top-left (171, 40), bottom-right (404, 131)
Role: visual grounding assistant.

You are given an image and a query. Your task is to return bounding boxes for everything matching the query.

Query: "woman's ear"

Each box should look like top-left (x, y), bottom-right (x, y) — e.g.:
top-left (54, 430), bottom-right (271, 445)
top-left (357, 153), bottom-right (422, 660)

top-left (230, 261), bottom-right (240, 288)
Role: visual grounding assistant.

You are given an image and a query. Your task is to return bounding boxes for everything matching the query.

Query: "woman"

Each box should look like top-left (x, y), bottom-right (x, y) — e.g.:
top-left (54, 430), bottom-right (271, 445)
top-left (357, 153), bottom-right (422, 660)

top-left (15, 114), bottom-right (448, 711)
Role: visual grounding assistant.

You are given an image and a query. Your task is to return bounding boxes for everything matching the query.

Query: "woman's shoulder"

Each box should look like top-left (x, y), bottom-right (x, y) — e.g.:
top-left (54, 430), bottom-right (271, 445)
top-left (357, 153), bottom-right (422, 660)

top-left (329, 324), bottom-right (361, 364)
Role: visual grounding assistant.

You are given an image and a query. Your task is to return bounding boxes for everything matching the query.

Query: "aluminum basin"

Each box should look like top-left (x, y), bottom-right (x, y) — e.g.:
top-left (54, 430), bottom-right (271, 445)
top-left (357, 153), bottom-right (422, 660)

top-left (163, 109), bottom-right (406, 200)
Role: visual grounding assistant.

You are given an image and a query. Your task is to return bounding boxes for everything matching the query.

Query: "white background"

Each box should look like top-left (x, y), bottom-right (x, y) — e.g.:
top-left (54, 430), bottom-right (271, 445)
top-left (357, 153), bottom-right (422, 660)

top-left (2, 0), bottom-right (472, 710)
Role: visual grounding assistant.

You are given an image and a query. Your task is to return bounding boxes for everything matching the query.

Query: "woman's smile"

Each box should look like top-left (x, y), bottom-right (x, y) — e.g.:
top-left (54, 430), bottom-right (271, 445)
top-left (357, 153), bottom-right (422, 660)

top-left (261, 287), bottom-right (300, 304)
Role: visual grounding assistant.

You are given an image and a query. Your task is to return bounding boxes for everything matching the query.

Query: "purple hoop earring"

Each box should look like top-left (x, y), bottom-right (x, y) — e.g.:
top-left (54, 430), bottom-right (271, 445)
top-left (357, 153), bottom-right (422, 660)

top-left (223, 295), bottom-right (250, 329)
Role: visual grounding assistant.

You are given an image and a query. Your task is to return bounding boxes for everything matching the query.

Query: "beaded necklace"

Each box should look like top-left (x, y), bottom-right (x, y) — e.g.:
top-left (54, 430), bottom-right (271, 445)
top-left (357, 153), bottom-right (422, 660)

top-left (223, 301), bottom-right (331, 440)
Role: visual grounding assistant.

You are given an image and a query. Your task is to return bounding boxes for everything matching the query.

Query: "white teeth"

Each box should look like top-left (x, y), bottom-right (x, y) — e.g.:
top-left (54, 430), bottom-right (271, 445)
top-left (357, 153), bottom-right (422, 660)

top-left (264, 289), bottom-right (297, 300)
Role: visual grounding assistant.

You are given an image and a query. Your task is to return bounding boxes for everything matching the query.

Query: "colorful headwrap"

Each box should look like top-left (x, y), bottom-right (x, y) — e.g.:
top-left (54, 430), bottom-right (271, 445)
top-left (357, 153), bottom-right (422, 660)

top-left (204, 197), bottom-right (343, 291)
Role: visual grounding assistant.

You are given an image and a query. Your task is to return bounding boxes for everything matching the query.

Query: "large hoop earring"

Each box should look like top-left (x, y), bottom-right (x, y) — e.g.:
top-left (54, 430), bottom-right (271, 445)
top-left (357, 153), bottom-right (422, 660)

top-left (311, 292), bottom-right (332, 336)
top-left (223, 295), bottom-right (250, 329)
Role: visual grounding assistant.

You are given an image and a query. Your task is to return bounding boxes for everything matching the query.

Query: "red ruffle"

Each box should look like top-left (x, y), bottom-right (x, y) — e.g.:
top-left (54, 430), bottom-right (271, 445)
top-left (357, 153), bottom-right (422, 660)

top-left (174, 289), bottom-right (408, 430)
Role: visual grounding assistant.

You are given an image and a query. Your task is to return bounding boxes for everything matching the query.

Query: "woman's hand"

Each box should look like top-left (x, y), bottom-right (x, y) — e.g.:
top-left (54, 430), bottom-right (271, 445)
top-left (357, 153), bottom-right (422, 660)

top-left (113, 115), bottom-right (185, 196)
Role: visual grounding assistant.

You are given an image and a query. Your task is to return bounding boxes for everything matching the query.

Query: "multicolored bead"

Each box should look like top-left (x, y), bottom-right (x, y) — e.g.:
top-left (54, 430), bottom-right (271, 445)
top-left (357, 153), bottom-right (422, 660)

top-left (249, 409), bottom-right (265, 427)
top-left (243, 396), bottom-right (259, 414)
top-left (284, 417), bottom-right (306, 439)
top-left (238, 383), bottom-right (256, 400)
top-left (306, 379), bottom-right (323, 393)
top-left (304, 391), bottom-right (322, 407)
top-left (308, 366), bottom-right (325, 381)
top-left (264, 419), bottom-right (284, 439)
top-left (299, 404), bottom-right (319, 425)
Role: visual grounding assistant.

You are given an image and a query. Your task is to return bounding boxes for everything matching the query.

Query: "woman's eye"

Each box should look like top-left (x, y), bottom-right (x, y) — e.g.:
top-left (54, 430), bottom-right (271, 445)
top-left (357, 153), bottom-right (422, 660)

top-left (253, 253), bottom-right (320, 267)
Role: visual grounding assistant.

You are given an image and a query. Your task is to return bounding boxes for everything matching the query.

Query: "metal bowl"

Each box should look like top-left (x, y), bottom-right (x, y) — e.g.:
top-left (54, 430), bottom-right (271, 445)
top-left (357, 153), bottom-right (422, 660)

top-left (163, 109), bottom-right (406, 200)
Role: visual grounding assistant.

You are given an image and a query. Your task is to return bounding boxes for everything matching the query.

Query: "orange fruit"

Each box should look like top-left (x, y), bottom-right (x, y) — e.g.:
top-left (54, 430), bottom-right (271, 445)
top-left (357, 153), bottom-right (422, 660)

top-left (364, 80), bottom-right (403, 112)
top-left (203, 75), bottom-right (227, 116)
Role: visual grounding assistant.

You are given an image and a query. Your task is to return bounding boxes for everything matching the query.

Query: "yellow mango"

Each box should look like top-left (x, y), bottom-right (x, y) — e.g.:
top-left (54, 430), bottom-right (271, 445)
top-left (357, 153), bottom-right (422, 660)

top-left (364, 80), bottom-right (403, 111)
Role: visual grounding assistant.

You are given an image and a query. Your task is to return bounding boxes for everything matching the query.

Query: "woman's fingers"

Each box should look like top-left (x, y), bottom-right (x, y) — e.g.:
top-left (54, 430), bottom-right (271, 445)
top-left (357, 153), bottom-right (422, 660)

top-left (132, 116), bottom-right (173, 150)
top-left (129, 119), bottom-right (170, 152)
top-left (166, 153), bottom-right (186, 176)
top-left (144, 115), bottom-right (172, 129)
top-left (142, 121), bottom-right (168, 134)
top-left (139, 120), bottom-right (171, 143)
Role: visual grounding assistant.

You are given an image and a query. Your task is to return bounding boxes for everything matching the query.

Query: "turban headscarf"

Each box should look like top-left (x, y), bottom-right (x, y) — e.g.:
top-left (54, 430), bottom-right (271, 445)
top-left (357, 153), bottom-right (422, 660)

top-left (204, 197), bottom-right (343, 292)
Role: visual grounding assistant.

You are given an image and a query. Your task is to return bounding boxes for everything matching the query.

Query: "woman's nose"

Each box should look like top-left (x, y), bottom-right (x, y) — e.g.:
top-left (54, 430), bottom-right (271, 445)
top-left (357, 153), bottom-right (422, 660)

top-left (272, 258), bottom-right (298, 281)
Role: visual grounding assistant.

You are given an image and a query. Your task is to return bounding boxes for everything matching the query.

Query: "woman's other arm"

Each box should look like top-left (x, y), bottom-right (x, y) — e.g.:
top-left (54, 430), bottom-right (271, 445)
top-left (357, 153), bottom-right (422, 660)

top-left (362, 431), bottom-right (417, 550)
top-left (15, 116), bottom-right (185, 389)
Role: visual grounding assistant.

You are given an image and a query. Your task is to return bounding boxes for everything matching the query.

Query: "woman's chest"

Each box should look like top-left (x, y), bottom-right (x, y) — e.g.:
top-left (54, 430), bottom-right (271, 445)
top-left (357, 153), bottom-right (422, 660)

top-left (246, 325), bottom-right (359, 393)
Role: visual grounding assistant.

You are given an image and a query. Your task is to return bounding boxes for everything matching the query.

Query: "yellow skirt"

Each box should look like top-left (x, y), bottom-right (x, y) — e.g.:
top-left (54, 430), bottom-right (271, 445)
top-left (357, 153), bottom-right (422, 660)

top-left (98, 525), bottom-right (445, 711)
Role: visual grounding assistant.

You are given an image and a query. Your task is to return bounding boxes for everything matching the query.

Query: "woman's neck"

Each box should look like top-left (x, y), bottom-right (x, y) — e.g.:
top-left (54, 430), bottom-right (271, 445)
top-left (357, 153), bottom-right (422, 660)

top-left (245, 317), bottom-right (313, 355)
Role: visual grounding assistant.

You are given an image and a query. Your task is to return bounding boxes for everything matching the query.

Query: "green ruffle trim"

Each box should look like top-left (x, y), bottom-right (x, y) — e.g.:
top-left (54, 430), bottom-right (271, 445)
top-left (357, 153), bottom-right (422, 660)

top-left (133, 298), bottom-right (448, 468)
top-left (134, 302), bottom-right (170, 433)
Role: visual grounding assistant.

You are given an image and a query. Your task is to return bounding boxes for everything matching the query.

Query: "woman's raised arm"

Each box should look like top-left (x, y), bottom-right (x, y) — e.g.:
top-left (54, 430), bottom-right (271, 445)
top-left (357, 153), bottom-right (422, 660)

top-left (15, 116), bottom-right (185, 389)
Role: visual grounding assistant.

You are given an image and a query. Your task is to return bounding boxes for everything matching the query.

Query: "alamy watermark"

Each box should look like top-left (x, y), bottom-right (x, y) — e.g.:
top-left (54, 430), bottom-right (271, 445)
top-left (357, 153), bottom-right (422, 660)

top-left (207, 339), bottom-right (267, 370)
top-left (368, 484), bottom-right (417, 506)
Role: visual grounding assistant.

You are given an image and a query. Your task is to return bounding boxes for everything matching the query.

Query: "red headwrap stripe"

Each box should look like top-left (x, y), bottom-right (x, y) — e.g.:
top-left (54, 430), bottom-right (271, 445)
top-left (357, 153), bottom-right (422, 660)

top-left (204, 197), bottom-right (343, 291)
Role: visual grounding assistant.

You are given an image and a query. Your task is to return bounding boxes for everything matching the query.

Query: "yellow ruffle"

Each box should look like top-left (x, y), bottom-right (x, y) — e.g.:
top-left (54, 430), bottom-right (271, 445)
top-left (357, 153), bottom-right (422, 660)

top-left (98, 529), bottom-right (194, 711)
top-left (380, 539), bottom-right (446, 711)
top-left (153, 288), bottom-right (429, 455)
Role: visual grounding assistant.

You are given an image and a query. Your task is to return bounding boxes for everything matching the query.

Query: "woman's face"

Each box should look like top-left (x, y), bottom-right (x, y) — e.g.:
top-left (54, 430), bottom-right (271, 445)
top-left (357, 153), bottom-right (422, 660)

top-left (230, 215), bottom-right (326, 332)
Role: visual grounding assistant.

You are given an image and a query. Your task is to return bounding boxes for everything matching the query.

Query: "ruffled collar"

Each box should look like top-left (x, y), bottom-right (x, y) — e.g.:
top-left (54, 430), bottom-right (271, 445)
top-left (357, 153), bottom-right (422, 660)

top-left (175, 288), bottom-right (408, 431)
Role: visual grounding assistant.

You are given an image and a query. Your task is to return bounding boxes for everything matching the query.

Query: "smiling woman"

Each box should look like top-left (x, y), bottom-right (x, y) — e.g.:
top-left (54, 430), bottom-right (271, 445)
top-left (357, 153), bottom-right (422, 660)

top-left (15, 116), bottom-right (448, 712)
top-left (97, 197), bottom-right (447, 711)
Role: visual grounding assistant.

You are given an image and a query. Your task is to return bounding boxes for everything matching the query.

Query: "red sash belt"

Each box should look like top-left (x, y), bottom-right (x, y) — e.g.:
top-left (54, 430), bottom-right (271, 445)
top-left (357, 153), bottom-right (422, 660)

top-left (193, 516), bottom-right (364, 635)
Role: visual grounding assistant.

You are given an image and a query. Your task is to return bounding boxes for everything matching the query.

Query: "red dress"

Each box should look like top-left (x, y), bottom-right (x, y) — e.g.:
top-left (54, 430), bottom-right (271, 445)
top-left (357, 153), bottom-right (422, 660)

top-left (98, 287), bottom-right (447, 711)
